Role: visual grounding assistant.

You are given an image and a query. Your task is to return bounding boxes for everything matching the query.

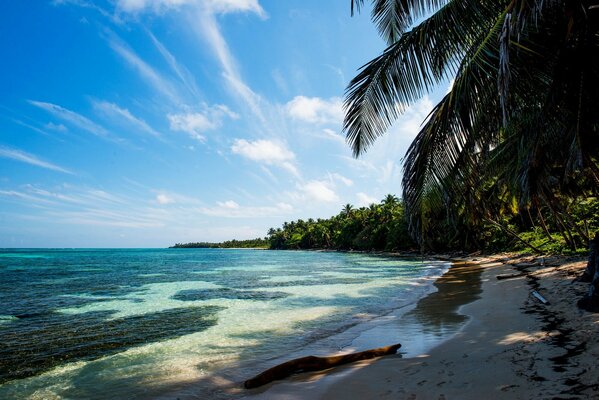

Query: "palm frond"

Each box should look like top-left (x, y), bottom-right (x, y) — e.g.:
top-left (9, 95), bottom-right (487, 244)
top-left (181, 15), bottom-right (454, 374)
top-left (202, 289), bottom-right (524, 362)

top-left (371, 0), bottom-right (450, 44)
top-left (344, 0), bottom-right (502, 156)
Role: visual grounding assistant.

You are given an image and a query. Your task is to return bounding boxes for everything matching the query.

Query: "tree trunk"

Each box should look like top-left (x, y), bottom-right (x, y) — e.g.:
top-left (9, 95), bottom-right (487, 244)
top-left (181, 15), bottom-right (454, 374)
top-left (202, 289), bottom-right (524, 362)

top-left (578, 234), bottom-right (598, 282)
top-left (577, 234), bottom-right (599, 312)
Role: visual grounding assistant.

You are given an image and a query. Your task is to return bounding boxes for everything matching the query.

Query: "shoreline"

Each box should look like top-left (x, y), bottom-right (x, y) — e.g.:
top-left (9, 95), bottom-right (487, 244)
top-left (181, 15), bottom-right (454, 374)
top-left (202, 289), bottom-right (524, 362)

top-left (239, 258), bottom-right (485, 399)
top-left (163, 255), bottom-right (457, 400)
top-left (241, 254), bottom-right (599, 399)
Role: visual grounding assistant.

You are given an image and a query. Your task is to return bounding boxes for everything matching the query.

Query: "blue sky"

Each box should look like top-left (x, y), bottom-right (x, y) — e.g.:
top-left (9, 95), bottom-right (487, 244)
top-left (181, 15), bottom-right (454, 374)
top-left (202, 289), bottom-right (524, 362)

top-left (0, 0), bottom-right (448, 247)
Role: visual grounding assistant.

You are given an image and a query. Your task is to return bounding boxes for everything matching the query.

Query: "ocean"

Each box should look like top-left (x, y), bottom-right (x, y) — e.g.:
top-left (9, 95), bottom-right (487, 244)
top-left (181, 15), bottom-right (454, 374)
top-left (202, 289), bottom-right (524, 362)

top-left (0, 248), bottom-right (451, 399)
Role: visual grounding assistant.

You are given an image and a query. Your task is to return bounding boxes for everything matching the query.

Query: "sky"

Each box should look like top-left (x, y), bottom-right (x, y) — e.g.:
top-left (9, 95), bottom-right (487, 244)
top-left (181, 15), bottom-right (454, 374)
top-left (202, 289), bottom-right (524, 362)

top-left (0, 0), bottom-right (449, 248)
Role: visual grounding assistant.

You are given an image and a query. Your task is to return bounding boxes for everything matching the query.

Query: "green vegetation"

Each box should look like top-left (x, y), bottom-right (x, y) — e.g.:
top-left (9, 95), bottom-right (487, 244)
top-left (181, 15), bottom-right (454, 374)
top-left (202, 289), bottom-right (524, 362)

top-left (173, 193), bottom-right (599, 254)
top-left (265, 194), bottom-right (599, 254)
top-left (176, 2), bottom-right (599, 256)
top-left (171, 238), bottom-right (269, 249)
top-left (267, 195), bottom-right (414, 251)
top-left (345, 1), bottom-right (599, 253)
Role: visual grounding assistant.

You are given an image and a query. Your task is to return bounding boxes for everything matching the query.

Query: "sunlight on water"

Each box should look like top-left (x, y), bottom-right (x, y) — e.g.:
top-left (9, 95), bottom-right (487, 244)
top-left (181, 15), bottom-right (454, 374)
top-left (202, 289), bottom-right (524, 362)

top-left (0, 249), bottom-right (449, 399)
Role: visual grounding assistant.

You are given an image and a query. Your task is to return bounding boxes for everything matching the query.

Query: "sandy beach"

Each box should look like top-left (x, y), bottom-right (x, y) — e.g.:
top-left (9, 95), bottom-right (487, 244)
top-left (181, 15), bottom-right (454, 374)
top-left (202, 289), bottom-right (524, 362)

top-left (243, 255), bottom-right (599, 399)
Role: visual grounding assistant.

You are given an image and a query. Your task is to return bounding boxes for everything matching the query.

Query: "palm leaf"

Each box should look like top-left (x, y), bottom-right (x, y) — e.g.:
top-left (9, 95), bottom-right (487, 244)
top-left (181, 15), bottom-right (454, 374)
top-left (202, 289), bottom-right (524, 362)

top-left (344, 0), bottom-right (503, 157)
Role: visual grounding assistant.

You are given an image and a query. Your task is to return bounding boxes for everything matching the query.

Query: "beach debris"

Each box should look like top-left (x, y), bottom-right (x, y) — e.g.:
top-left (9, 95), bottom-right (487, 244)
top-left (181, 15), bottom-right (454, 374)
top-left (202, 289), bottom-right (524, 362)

top-left (531, 290), bottom-right (550, 305)
top-left (243, 343), bottom-right (401, 389)
top-left (497, 273), bottom-right (526, 281)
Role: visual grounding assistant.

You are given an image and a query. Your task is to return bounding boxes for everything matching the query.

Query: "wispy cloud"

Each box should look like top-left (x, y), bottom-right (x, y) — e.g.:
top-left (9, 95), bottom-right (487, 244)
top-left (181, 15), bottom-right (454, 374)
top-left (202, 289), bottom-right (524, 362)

top-left (114, 0), bottom-right (266, 17)
top-left (105, 31), bottom-right (181, 105)
top-left (12, 119), bottom-right (51, 137)
top-left (45, 122), bottom-right (68, 133)
top-left (356, 192), bottom-right (378, 206)
top-left (330, 172), bottom-right (353, 187)
top-left (168, 104), bottom-right (238, 141)
top-left (0, 147), bottom-right (73, 174)
top-left (147, 30), bottom-right (201, 99)
top-left (321, 128), bottom-right (346, 145)
top-left (93, 100), bottom-right (161, 138)
top-left (199, 200), bottom-right (293, 218)
top-left (192, 8), bottom-right (265, 121)
top-left (28, 100), bottom-right (114, 139)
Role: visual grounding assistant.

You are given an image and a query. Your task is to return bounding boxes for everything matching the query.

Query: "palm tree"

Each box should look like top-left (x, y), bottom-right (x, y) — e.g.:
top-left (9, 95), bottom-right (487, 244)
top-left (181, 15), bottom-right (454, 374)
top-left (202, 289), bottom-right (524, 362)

top-left (345, 1), bottom-right (599, 250)
top-left (382, 194), bottom-right (398, 207)
top-left (342, 203), bottom-right (355, 217)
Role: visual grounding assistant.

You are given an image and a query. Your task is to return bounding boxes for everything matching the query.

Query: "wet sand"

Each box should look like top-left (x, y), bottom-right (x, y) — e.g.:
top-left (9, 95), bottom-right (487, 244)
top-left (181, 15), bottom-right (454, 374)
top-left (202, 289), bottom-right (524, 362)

top-left (241, 259), bottom-right (486, 399)
top-left (242, 255), bottom-right (599, 400)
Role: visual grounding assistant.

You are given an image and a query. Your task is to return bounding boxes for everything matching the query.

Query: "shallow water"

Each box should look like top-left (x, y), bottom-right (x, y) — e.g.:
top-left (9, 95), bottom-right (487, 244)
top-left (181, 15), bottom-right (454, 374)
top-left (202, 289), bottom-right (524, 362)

top-left (0, 248), bottom-right (450, 399)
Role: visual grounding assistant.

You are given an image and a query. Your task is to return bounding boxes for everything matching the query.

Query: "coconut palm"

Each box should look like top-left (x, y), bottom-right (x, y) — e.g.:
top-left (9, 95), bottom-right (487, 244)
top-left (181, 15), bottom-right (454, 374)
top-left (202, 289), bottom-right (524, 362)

top-left (342, 203), bottom-right (355, 217)
top-left (345, 0), bottom-right (599, 249)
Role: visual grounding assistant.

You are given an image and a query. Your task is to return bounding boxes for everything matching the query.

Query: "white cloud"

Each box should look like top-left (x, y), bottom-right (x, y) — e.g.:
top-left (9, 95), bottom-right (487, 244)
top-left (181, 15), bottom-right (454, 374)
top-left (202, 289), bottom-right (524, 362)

top-left (204, 0), bottom-right (265, 17)
top-left (116, 0), bottom-right (189, 13)
top-left (29, 100), bottom-right (112, 138)
top-left (321, 128), bottom-right (346, 144)
top-left (330, 172), bottom-right (353, 187)
top-left (356, 192), bottom-right (378, 207)
top-left (231, 139), bottom-right (298, 176)
top-left (156, 193), bottom-right (175, 204)
top-left (231, 139), bottom-right (293, 163)
top-left (168, 104), bottom-right (238, 141)
top-left (94, 101), bottom-right (161, 137)
top-left (217, 200), bottom-right (240, 209)
top-left (116, 0), bottom-right (265, 17)
top-left (200, 200), bottom-right (293, 218)
top-left (300, 180), bottom-right (338, 203)
top-left (0, 147), bottom-right (73, 175)
top-left (168, 113), bottom-right (212, 141)
top-left (286, 96), bottom-right (343, 124)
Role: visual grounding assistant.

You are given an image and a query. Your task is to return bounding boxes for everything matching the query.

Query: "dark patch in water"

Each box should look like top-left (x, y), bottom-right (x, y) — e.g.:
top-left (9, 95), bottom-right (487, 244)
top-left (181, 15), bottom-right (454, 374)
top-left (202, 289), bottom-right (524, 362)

top-left (0, 305), bottom-right (224, 384)
top-left (172, 288), bottom-right (289, 301)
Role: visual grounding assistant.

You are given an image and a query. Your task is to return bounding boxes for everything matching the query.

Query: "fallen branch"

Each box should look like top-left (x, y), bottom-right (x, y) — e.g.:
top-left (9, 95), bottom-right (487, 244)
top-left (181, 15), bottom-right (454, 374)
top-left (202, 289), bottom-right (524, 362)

top-left (532, 290), bottom-right (550, 305)
top-left (244, 343), bottom-right (402, 389)
top-left (497, 273), bottom-right (526, 280)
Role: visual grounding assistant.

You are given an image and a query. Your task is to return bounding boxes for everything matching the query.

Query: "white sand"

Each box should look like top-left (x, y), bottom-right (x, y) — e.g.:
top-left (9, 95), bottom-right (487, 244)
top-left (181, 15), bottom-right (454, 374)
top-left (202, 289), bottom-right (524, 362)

top-left (242, 255), bottom-right (599, 399)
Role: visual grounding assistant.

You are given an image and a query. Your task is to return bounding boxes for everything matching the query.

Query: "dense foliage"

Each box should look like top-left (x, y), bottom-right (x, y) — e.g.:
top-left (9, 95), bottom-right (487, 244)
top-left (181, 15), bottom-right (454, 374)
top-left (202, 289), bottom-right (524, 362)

top-left (266, 194), bottom-right (599, 254)
top-left (346, 1), bottom-right (599, 252)
top-left (171, 238), bottom-right (269, 249)
top-left (173, 193), bottom-right (599, 254)
top-left (267, 195), bottom-right (414, 251)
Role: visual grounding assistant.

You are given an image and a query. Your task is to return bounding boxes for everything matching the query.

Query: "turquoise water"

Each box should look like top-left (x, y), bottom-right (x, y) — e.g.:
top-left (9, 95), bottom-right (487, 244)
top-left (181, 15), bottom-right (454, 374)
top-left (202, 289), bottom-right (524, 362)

top-left (0, 248), bottom-right (448, 399)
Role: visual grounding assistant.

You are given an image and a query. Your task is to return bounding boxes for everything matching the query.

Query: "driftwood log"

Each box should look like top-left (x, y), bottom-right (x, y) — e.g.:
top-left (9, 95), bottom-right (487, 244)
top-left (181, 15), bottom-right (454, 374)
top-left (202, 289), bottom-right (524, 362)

top-left (244, 343), bottom-right (401, 389)
top-left (496, 273), bottom-right (526, 280)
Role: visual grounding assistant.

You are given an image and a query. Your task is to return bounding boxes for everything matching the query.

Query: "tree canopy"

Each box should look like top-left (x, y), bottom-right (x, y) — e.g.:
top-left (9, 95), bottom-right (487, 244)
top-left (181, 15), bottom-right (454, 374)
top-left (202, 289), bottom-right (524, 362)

top-left (346, 0), bottom-right (599, 251)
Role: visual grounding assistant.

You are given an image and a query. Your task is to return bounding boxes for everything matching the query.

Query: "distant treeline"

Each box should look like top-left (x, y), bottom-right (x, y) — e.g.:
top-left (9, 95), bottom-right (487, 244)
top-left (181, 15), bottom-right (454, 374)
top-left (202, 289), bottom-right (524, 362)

top-left (267, 195), bottom-right (415, 251)
top-left (171, 238), bottom-right (269, 249)
top-left (173, 194), bottom-right (599, 254)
